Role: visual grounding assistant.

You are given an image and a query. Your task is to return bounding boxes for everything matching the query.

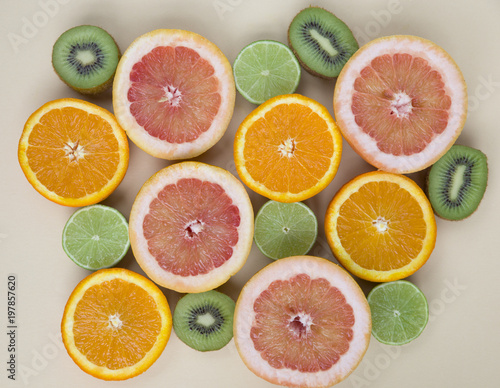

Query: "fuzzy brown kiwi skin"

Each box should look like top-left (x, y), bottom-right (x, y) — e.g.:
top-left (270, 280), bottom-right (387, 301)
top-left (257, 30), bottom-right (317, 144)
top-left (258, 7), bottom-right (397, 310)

top-left (424, 156), bottom-right (489, 222)
top-left (287, 6), bottom-right (357, 80)
top-left (52, 31), bottom-right (121, 95)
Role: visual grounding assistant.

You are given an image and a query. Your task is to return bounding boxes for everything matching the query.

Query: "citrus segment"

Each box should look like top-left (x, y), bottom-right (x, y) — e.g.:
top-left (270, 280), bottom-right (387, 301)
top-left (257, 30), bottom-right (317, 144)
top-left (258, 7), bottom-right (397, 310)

top-left (61, 268), bottom-right (171, 380)
top-left (113, 29), bottom-right (235, 159)
top-left (325, 171), bottom-right (436, 282)
top-left (234, 256), bottom-right (371, 388)
top-left (18, 98), bottom-right (129, 206)
top-left (234, 94), bottom-right (342, 202)
top-left (62, 205), bottom-right (130, 270)
top-left (233, 40), bottom-right (301, 104)
top-left (334, 35), bottom-right (467, 173)
top-left (129, 162), bottom-right (253, 293)
top-left (368, 280), bottom-right (429, 345)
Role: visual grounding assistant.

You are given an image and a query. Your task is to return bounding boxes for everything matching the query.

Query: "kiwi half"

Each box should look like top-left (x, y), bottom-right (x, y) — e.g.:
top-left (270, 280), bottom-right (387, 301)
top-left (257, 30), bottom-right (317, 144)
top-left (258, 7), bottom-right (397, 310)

top-left (427, 145), bottom-right (488, 221)
top-left (52, 25), bottom-right (120, 95)
top-left (288, 7), bottom-right (358, 79)
top-left (173, 290), bottom-right (235, 352)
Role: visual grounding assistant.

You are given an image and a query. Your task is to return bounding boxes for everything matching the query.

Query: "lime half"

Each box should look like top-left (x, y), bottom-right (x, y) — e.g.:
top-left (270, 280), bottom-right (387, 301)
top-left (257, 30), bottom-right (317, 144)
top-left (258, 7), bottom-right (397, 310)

top-left (254, 200), bottom-right (317, 260)
top-left (62, 204), bottom-right (130, 270)
top-left (233, 40), bottom-right (301, 104)
top-left (367, 280), bottom-right (429, 345)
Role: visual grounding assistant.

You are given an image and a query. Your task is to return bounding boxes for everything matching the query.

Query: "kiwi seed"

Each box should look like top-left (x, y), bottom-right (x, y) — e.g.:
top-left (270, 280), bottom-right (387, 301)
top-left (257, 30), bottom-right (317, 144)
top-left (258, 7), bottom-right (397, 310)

top-left (52, 25), bottom-right (120, 95)
top-left (287, 6), bottom-right (359, 79)
top-left (173, 290), bottom-right (235, 352)
top-left (427, 145), bottom-right (488, 221)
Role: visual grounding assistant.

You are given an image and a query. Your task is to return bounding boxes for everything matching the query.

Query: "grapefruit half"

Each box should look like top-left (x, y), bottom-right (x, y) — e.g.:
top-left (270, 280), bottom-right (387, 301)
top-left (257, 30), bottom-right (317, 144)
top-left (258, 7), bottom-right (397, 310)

top-left (334, 35), bottom-right (467, 173)
top-left (113, 29), bottom-right (235, 160)
top-left (129, 162), bottom-right (253, 293)
top-left (234, 256), bottom-right (371, 388)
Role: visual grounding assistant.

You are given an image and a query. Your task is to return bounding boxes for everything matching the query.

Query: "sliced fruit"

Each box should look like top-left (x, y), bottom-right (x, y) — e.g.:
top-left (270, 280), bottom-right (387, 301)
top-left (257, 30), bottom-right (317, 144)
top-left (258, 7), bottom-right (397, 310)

top-left (233, 40), bottom-right (301, 104)
top-left (18, 98), bottom-right (129, 207)
top-left (254, 200), bottom-right (317, 260)
top-left (129, 162), bottom-right (253, 293)
top-left (62, 204), bottom-right (130, 270)
top-left (368, 280), bottom-right (429, 345)
top-left (52, 25), bottom-right (120, 95)
top-left (427, 145), bottom-right (488, 220)
top-left (234, 94), bottom-right (342, 202)
top-left (61, 268), bottom-right (172, 380)
top-left (288, 6), bottom-right (359, 79)
top-left (113, 29), bottom-right (235, 160)
top-left (334, 35), bottom-right (467, 173)
top-left (325, 171), bottom-right (436, 282)
top-left (173, 290), bottom-right (235, 352)
top-left (234, 255), bottom-right (371, 388)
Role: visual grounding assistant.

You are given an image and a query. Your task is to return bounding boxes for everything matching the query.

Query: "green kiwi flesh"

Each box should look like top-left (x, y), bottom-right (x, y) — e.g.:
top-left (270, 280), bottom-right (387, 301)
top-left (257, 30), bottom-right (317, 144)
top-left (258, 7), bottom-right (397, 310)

top-left (173, 290), bottom-right (235, 352)
top-left (288, 7), bottom-right (358, 79)
top-left (52, 25), bottom-right (120, 95)
top-left (427, 145), bottom-right (488, 221)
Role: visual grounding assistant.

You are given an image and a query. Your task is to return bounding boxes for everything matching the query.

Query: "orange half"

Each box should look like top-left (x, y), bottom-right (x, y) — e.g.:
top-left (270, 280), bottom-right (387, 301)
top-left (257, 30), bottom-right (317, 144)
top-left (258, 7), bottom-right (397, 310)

top-left (234, 94), bottom-right (342, 202)
top-left (325, 171), bottom-right (436, 282)
top-left (18, 98), bottom-right (129, 206)
top-left (61, 268), bottom-right (172, 380)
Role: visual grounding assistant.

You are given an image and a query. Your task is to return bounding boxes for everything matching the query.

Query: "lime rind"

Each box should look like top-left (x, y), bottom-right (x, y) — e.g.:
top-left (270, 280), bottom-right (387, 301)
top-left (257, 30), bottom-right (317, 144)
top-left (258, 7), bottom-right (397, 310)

top-left (62, 204), bottom-right (130, 270)
top-left (233, 40), bottom-right (301, 104)
top-left (367, 280), bottom-right (429, 346)
top-left (254, 200), bottom-right (318, 260)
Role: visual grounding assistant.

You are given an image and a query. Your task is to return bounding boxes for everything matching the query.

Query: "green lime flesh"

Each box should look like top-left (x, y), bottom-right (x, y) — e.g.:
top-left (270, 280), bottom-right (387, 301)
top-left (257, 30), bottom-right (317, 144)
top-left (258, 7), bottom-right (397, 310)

top-left (233, 40), bottom-right (301, 104)
top-left (368, 280), bottom-right (429, 346)
top-left (173, 290), bottom-right (235, 352)
top-left (62, 204), bottom-right (130, 270)
top-left (52, 25), bottom-right (120, 92)
top-left (254, 200), bottom-right (318, 260)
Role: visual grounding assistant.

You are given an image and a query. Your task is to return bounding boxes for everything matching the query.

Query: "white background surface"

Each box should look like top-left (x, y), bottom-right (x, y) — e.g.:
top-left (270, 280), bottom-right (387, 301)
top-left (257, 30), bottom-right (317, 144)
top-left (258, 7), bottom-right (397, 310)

top-left (1, 0), bottom-right (500, 387)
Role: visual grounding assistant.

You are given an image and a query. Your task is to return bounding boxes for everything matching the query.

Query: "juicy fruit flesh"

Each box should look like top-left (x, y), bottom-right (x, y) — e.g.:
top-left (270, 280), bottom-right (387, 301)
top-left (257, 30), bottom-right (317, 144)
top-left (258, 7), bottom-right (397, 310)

top-left (233, 41), bottom-right (301, 104)
top-left (288, 7), bottom-right (359, 78)
top-left (143, 178), bottom-right (240, 276)
top-left (428, 145), bottom-right (488, 220)
top-left (63, 205), bottom-right (129, 269)
top-left (352, 53), bottom-right (451, 156)
top-left (368, 281), bottom-right (428, 345)
top-left (243, 102), bottom-right (334, 194)
top-left (128, 46), bottom-right (221, 144)
top-left (73, 278), bottom-right (162, 369)
top-left (26, 107), bottom-right (120, 198)
top-left (251, 274), bottom-right (354, 372)
top-left (337, 181), bottom-right (427, 271)
top-left (254, 201), bottom-right (317, 260)
top-left (52, 26), bottom-right (120, 89)
top-left (173, 290), bottom-right (235, 351)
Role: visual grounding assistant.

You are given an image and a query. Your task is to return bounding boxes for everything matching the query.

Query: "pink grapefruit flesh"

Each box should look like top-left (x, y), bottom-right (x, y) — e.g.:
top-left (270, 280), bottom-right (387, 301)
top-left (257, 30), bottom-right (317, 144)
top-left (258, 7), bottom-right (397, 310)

top-left (334, 35), bottom-right (467, 173)
top-left (234, 256), bottom-right (371, 388)
top-left (113, 29), bottom-right (235, 160)
top-left (129, 162), bottom-right (253, 293)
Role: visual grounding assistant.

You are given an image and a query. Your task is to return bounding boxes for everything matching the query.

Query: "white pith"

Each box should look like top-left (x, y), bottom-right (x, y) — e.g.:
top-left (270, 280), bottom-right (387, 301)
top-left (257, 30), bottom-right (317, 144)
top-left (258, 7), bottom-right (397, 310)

top-left (129, 162), bottom-right (254, 293)
top-left (113, 30), bottom-right (235, 160)
top-left (334, 36), bottom-right (467, 173)
top-left (234, 256), bottom-right (371, 388)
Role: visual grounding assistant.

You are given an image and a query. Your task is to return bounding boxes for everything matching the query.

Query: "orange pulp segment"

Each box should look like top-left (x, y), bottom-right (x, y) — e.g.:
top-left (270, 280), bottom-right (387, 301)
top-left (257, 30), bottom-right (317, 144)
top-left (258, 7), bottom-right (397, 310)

top-left (61, 268), bottom-right (171, 380)
top-left (325, 171), bottom-right (436, 282)
top-left (18, 98), bottom-right (129, 206)
top-left (234, 94), bottom-right (342, 202)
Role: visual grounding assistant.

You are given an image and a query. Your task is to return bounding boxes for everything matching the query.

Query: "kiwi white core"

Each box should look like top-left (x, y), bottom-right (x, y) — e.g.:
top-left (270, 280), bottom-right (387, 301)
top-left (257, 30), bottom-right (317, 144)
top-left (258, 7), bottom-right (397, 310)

top-left (197, 313), bottom-right (216, 327)
top-left (309, 29), bottom-right (338, 56)
top-left (450, 165), bottom-right (466, 201)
